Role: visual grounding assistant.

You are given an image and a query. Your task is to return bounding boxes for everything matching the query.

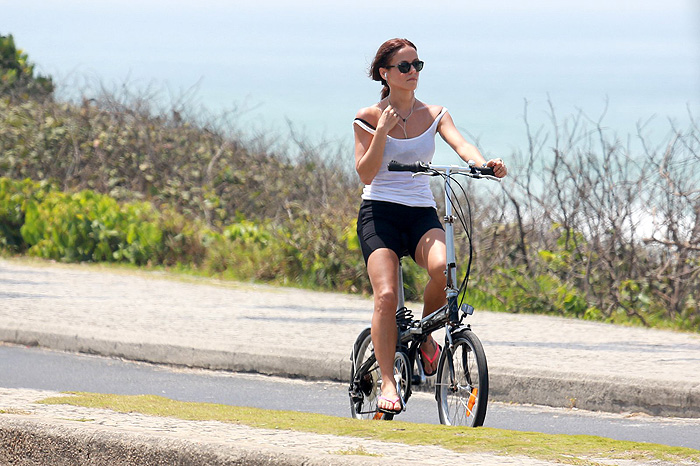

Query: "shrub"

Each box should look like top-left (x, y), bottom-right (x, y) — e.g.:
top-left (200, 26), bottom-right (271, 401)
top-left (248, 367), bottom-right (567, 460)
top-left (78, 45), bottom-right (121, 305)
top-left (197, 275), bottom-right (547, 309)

top-left (20, 189), bottom-right (163, 264)
top-left (0, 177), bottom-right (55, 252)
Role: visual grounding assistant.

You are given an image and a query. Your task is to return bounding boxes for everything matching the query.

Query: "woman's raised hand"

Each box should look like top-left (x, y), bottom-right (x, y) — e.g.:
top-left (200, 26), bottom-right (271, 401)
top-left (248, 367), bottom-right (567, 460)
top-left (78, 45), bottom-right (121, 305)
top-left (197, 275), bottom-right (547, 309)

top-left (376, 105), bottom-right (401, 135)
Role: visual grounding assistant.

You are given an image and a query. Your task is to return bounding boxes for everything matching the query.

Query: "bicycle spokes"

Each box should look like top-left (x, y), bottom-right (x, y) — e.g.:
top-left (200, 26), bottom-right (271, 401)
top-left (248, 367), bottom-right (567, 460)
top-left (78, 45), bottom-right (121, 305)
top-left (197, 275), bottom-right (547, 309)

top-left (462, 344), bottom-right (473, 385)
top-left (393, 351), bottom-right (411, 412)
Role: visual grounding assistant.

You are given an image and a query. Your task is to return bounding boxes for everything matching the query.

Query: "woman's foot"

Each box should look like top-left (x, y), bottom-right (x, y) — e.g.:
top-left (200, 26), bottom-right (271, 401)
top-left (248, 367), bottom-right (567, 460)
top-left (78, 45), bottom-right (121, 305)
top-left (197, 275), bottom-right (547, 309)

top-left (419, 337), bottom-right (441, 376)
top-left (377, 382), bottom-right (401, 414)
top-left (377, 395), bottom-right (402, 414)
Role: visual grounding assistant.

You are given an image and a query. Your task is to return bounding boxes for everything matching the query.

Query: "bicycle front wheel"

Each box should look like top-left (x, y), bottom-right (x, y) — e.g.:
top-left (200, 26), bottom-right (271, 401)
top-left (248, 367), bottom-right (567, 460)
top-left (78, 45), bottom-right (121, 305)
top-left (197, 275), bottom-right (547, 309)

top-left (435, 329), bottom-right (489, 427)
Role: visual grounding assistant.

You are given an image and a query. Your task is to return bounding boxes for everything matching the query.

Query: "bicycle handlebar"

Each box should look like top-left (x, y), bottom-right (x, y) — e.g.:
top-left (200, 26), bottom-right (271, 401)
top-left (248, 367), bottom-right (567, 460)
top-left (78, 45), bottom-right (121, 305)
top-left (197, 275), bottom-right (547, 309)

top-left (387, 160), bottom-right (499, 180)
top-left (386, 160), bottom-right (430, 172)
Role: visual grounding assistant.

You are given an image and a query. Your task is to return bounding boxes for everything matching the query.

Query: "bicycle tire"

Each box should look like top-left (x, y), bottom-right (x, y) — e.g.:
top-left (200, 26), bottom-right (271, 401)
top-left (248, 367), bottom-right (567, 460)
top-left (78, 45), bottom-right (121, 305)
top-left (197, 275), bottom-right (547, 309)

top-left (435, 329), bottom-right (489, 427)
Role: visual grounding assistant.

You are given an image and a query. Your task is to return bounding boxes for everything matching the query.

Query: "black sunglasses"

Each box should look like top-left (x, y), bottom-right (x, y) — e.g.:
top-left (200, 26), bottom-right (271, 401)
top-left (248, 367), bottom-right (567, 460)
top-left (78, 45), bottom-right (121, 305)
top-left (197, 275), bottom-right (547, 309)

top-left (387, 60), bottom-right (424, 73)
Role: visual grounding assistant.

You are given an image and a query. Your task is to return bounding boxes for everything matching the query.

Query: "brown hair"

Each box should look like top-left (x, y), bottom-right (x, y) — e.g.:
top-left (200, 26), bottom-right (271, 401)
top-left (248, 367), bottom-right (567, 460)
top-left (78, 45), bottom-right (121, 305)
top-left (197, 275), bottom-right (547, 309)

top-left (369, 38), bottom-right (417, 99)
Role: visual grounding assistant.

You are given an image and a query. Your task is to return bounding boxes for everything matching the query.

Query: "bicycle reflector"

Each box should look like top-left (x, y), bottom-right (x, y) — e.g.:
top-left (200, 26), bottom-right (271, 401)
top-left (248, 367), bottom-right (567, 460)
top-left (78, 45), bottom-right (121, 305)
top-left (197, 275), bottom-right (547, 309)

top-left (467, 387), bottom-right (478, 414)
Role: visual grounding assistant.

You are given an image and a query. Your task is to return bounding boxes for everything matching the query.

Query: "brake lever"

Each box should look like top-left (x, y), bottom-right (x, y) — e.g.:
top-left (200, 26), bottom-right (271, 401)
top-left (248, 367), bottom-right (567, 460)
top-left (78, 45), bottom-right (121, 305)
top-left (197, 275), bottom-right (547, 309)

top-left (459, 172), bottom-right (501, 182)
top-left (412, 171), bottom-right (440, 178)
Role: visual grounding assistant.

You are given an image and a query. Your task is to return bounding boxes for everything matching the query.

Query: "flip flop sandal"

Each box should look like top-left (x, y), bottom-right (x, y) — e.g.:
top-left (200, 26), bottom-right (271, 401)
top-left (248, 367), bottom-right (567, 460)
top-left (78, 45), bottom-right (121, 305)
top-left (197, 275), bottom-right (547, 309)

top-left (377, 395), bottom-right (403, 414)
top-left (419, 341), bottom-right (442, 377)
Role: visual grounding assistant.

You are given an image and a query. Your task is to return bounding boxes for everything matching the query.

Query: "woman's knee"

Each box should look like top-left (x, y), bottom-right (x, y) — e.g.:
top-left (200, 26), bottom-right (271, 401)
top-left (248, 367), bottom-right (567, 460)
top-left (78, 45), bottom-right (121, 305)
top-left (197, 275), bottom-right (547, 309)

top-left (373, 286), bottom-right (398, 314)
top-left (428, 262), bottom-right (447, 287)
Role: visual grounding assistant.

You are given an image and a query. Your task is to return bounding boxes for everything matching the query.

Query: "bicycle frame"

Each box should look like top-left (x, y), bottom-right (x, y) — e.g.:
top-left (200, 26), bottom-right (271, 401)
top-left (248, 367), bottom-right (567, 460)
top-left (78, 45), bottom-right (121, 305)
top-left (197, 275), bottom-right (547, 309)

top-left (398, 163), bottom-right (499, 388)
top-left (395, 163), bottom-right (499, 335)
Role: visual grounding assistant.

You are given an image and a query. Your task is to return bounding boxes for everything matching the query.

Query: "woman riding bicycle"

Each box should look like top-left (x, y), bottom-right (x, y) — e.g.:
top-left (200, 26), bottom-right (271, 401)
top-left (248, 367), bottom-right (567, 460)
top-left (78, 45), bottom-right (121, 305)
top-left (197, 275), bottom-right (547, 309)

top-left (354, 38), bottom-right (507, 414)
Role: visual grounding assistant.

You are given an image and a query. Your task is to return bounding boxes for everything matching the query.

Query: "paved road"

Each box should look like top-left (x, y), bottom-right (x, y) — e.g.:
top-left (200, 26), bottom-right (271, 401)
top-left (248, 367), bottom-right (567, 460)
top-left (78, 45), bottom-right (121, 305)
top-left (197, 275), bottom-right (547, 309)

top-left (1, 258), bottom-right (699, 417)
top-left (3, 343), bottom-right (700, 450)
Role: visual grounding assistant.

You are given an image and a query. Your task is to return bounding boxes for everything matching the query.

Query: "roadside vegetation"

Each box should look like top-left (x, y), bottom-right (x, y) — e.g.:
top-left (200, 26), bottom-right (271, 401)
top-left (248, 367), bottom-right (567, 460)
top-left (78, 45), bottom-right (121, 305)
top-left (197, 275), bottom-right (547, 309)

top-left (1, 34), bottom-right (698, 331)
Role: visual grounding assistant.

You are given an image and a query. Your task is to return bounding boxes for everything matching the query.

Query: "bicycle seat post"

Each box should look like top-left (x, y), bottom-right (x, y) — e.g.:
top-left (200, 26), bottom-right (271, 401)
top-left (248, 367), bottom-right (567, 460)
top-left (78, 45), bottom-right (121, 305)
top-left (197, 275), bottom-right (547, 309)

top-left (393, 258), bottom-right (405, 352)
top-left (396, 258), bottom-right (405, 312)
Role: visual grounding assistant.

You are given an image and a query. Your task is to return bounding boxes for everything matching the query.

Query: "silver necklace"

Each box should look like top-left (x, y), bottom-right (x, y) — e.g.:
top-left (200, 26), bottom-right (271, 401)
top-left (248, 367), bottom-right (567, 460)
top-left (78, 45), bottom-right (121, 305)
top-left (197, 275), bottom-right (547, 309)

top-left (389, 98), bottom-right (416, 139)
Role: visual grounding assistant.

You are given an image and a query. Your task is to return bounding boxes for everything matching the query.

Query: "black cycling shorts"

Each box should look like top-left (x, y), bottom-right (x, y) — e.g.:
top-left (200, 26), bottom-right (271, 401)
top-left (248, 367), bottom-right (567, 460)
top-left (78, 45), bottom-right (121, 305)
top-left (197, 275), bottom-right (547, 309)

top-left (356, 200), bottom-right (444, 264)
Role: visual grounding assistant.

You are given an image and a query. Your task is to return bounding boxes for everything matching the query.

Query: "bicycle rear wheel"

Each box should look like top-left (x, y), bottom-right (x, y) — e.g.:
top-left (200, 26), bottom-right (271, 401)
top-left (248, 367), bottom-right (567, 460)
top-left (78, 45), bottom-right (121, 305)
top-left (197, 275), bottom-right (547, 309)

top-left (349, 328), bottom-right (392, 420)
top-left (435, 329), bottom-right (489, 427)
top-left (393, 350), bottom-right (412, 410)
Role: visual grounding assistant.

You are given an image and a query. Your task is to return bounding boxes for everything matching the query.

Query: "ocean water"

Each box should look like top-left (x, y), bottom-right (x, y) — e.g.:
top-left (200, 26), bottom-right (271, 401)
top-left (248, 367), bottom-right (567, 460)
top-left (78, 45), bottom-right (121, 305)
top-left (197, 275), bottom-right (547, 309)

top-left (2, 0), bottom-right (699, 163)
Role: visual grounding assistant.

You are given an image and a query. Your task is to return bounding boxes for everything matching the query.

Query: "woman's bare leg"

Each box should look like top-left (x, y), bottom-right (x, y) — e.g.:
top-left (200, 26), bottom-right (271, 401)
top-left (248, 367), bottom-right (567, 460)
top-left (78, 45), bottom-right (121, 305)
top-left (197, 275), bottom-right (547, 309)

top-left (366, 248), bottom-right (400, 408)
top-left (414, 228), bottom-right (447, 373)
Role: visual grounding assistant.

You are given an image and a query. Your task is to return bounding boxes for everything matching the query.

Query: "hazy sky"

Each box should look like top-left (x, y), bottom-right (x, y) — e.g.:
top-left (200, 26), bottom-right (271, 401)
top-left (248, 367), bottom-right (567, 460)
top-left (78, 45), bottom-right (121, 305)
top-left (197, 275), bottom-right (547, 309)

top-left (3, 0), bottom-right (699, 160)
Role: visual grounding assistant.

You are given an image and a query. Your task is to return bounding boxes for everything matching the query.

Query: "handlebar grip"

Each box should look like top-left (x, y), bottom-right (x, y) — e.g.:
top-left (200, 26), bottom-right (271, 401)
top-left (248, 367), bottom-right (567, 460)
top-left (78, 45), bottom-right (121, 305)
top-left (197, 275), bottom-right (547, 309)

top-left (474, 165), bottom-right (495, 177)
top-left (387, 160), bottom-right (429, 172)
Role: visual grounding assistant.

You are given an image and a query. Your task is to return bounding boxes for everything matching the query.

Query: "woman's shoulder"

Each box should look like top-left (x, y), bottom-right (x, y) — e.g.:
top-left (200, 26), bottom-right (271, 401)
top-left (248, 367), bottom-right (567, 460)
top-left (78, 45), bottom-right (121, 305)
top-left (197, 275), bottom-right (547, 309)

top-left (355, 104), bottom-right (382, 123)
top-left (354, 105), bottom-right (382, 133)
top-left (420, 103), bottom-right (446, 118)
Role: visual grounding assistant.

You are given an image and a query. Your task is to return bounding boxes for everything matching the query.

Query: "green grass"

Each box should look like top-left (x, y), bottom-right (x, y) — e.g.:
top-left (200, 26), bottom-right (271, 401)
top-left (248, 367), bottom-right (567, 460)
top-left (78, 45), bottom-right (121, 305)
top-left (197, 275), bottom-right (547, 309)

top-left (333, 446), bottom-right (383, 457)
top-left (0, 408), bottom-right (31, 415)
top-left (38, 392), bottom-right (700, 465)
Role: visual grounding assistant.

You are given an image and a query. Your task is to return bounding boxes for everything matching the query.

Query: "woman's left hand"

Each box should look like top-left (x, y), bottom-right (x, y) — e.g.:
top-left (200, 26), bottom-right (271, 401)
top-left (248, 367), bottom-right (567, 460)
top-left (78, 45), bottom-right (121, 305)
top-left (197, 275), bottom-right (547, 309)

top-left (486, 158), bottom-right (507, 178)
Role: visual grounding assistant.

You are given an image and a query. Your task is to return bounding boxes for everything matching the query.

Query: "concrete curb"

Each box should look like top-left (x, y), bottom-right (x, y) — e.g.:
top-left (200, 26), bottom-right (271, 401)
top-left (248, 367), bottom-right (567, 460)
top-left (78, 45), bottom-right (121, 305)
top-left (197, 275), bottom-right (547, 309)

top-left (489, 369), bottom-right (700, 418)
top-left (0, 417), bottom-right (369, 466)
top-left (3, 327), bottom-right (699, 418)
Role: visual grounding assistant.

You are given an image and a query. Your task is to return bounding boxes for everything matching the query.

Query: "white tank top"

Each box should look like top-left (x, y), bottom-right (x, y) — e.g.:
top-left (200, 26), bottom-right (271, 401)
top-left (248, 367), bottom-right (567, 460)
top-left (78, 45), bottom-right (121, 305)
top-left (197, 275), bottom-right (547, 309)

top-left (354, 107), bottom-right (447, 208)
